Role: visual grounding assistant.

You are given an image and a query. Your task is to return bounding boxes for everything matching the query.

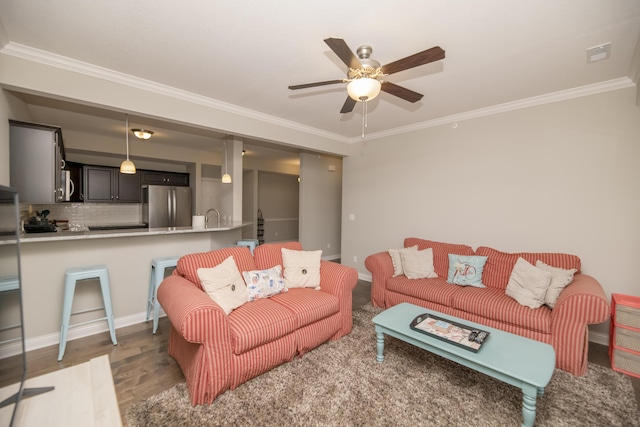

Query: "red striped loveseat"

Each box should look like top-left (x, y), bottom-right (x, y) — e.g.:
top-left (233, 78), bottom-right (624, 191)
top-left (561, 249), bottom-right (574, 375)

top-left (158, 242), bottom-right (358, 405)
top-left (365, 237), bottom-right (610, 376)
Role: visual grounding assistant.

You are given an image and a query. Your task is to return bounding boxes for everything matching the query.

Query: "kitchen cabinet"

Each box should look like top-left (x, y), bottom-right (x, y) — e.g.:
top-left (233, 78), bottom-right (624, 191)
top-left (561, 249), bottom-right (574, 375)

top-left (65, 161), bottom-right (84, 202)
top-left (83, 166), bottom-right (141, 203)
top-left (141, 170), bottom-right (189, 186)
top-left (9, 120), bottom-right (67, 204)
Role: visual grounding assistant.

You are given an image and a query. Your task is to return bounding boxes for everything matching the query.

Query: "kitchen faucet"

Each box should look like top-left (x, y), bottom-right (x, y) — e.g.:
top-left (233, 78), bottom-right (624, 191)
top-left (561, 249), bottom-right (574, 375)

top-left (205, 208), bottom-right (221, 228)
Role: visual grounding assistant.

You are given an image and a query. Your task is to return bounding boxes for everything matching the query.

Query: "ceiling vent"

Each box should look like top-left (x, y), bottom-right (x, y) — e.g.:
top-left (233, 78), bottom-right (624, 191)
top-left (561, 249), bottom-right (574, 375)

top-left (586, 42), bottom-right (611, 63)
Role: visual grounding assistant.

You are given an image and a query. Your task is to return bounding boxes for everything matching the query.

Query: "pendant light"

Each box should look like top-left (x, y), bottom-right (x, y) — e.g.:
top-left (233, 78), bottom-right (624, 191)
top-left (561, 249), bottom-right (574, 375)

top-left (221, 140), bottom-right (232, 184)
top-left (120, 114), bottom-right (136, 174)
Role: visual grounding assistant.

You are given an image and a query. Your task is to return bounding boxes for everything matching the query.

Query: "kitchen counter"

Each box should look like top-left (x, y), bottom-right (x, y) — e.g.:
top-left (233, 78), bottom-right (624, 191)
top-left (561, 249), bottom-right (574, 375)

top-left (0, 221), bottom-right (251, 245)
top-left (1, 220), bottom-right (252, 349)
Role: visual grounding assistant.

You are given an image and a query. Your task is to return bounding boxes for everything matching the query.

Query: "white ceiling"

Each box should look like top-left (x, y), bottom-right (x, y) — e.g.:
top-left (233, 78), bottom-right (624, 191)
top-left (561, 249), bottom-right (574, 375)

top-left (0, 1), bottom-right (639, 152)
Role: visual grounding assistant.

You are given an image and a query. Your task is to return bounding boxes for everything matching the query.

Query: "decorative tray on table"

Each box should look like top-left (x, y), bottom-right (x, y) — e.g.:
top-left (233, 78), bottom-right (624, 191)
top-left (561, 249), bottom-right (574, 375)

top-left (409, 313), bottom-right (490, 353)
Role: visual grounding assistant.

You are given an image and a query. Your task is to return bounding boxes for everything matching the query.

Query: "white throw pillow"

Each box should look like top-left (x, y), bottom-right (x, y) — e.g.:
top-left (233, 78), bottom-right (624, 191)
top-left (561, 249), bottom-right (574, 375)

top-left (400, 248), bottom-right (438, 279)
top-left (536, 260), bottom-right (578, 309)
top-left (281, 248), bottom-right (322, 290)
top-left (388, 245), bottom-right (418, 276)
top-left (505, 257), bottom-right (552, 309)
top-left (242, 265), bottom-right (287, 301)
top-left (197, 256), bottom-right (248, 314)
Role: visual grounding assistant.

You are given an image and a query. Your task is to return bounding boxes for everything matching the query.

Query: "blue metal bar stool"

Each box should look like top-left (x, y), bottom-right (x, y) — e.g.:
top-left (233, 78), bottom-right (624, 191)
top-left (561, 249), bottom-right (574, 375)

top-left (236, 239), bottom-right (259, 255)
top-left (146, 256), bottom-right (180, 334)
top-left (58, 264), bottom-right (117, 361)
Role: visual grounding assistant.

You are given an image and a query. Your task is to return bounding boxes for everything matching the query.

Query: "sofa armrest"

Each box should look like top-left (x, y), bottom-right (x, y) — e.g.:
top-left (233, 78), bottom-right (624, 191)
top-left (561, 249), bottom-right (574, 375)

top-left (319, 260), bottom-right (358, 297)
top-left (551, 274), bottom-right (610, 325)
top-left (365, 251), bottom-right (394, 308)
top-left (319, 260), bottom-right (358, 337)
top-left (157, 274), bottom-right (230, 343)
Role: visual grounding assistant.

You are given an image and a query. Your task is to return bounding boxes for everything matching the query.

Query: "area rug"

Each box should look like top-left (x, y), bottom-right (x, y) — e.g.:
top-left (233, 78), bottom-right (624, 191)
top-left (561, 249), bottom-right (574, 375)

top-left (126, 305), bottom-right (640, 427)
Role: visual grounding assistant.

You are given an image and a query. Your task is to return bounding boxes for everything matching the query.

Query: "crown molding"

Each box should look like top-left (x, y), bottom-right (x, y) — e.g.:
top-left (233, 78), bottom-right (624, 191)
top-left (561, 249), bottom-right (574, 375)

top-left (0, 42), bottom-right (351, 144)
top-left (2, 42), bottom-right (635, 146)
top-left (356, 77), bottom-right (636, 142)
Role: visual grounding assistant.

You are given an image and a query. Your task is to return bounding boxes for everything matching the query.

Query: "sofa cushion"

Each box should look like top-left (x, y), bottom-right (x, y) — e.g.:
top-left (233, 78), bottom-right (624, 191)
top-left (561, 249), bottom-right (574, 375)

top-left (388, 245), bottom-right (418, 276)
top-left (281, 248), bottom-right (322, 290)
top-left (400, 248), bottom-right (438, 279)
top-left (177, 246), bottom-right (256, 291)
top-left (404, 238), bottom-right (474, 278)
top-left (446, 254), bottom-right (488, 288)
top-left (271, 288), bottom-right (340, 329)
top-left (450, 286), bottom-right (552, 334)
top-left (536, 260), bottom-right (578, 309)
top-left (242, 265), bottom-right (287, 301)
top-left (475, 246), bottom-right (581, 290)
top-left (505, 257), bottom-right (552, 309)
top-left (386, 276), bottom-right (459, 307)
top-left (197, 256), bottom-right (249, 314)
top-left (228, 298), bottom-right (298, 355)
top-left (254, 241), bottom-right (303, 270)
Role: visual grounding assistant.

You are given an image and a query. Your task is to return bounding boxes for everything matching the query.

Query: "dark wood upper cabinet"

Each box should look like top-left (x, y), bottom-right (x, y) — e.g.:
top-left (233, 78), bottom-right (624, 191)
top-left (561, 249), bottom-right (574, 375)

top-left (141, 170), bottom-right (189, 186)
top-left (83, 165), bottom-right (141, 203)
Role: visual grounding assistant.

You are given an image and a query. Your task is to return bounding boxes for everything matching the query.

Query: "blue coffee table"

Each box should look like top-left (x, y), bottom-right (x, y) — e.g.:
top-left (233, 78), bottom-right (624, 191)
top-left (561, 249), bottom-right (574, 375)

top-left (372, 302), bottom-right (555, 427)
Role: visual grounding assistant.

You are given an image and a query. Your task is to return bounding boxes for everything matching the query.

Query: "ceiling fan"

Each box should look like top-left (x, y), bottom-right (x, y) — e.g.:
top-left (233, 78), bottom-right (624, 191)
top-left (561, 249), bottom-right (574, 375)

top-left (288, 38), bottom-right (445, 114)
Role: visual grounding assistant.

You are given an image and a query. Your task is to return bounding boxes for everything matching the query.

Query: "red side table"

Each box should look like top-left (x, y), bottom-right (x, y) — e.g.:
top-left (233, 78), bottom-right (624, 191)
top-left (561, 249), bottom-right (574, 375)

top-left (609, 293), bottom-right (640, 378)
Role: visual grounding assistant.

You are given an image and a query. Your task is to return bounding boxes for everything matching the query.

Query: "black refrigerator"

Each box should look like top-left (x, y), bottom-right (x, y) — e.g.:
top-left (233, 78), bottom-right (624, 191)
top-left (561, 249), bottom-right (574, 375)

top-left (142, 185), bottom-right (192, 228)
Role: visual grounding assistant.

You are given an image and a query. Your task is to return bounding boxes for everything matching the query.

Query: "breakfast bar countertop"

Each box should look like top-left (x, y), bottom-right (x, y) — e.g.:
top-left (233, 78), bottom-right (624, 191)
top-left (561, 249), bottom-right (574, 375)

top-left (0, 221), bottom-right (252, 245)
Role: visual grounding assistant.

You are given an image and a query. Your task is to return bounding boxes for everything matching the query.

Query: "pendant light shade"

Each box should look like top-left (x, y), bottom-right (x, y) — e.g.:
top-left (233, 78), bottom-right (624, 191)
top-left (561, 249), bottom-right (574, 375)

top-left (120, 114), bottom-right (136, 174)
top-left (222, 141), bottom-right (232, 184)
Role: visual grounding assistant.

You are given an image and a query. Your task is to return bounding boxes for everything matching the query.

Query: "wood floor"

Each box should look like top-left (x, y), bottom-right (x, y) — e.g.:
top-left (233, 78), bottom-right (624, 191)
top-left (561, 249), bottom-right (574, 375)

top-left (21, 279), bottom-right (640, 424)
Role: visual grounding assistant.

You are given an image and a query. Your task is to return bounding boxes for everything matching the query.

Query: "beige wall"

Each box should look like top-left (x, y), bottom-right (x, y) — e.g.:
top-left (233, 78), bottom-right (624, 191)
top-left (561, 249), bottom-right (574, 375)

top-left (342, 87), bottom-right (640, 338)
top-left (299, 152), bottom-right (342, 259)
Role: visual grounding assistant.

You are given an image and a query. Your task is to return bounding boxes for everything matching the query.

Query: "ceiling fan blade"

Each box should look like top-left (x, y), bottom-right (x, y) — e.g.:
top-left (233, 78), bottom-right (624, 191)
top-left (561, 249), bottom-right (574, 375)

top-left (324, 38), bottom-right (362, 69)
top-left (340, 96), bottom-right (357, 114)
top-left (381, 46), bottom-right (445, 75)
top-left (381, 82), bottom-right (424, 103)
top-left (288, 79), bottom-right (346, 90)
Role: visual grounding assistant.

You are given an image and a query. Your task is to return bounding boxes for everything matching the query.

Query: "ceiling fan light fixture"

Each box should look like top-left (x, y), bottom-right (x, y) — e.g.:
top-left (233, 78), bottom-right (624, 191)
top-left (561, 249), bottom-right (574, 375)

top-left (131, 129), bottom-right (154, 140)
top-left (347, 78), bottom-right (381, 102)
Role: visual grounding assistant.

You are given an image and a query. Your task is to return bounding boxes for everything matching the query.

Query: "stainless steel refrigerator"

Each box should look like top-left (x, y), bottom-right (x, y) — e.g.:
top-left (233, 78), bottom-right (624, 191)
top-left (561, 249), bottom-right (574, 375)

top-left (142, 185), bottom-right (192, 228)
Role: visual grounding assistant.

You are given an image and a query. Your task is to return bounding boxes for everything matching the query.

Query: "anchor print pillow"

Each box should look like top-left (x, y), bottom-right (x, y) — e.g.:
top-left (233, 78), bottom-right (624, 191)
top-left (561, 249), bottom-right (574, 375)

top-left (242, 265), bottom-right (287, 301)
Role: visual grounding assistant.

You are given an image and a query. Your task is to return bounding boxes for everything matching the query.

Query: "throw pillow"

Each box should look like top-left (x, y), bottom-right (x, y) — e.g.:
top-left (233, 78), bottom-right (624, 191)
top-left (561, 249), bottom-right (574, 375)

top-left (400, 248), bottom-right (438, 279)
top-left (505, 257), bottom-right (552, 309)
top-left (242, 265), bottom-right (287, 301)
top-left (281, 248), bottom-right (322, 290)
top-left (197, 255), bottom-right (248, 314)
top-left (536, 260), bottom-right (577, 309)
top-left (446, 254), bottom-right (488, 287)
top-left (388, 245), bottom-right (418, 276)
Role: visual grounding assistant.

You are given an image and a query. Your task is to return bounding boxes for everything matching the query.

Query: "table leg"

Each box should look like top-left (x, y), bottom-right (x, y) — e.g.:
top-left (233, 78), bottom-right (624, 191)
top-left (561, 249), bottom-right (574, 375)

top-left (521, 384), bottom-right (538, 427)
top-left (376, 330), bottom-right (385, 362)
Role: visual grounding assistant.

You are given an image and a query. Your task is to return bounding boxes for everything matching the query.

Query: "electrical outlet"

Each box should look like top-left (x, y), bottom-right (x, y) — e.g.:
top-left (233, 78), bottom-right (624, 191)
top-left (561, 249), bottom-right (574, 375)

top-left (275, 231), bottom-right (278, 237)
top-left (327, 243), bottom-right (331, 249)
top-left (353, 255), bottom-right (357, 263)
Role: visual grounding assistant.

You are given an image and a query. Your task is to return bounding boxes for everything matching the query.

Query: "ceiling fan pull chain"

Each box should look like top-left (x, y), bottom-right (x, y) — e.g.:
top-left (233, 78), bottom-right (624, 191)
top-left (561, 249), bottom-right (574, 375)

top-left (361, 101), bottom-right (366, 138)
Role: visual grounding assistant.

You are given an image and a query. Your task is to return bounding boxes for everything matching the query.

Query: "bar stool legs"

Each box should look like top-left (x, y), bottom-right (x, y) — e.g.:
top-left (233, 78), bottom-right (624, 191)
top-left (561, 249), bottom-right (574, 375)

top-left (58, 264), bottom-right (117, 361)
top-left (146, 256), bottom-right (180, 334)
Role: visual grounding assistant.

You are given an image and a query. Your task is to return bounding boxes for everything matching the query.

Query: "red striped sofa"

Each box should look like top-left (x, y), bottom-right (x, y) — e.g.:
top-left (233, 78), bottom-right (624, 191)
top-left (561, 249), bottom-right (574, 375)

top-left (365, 237), bottom-right (610, 376)
top-left (157, 242), bottom-right (358, 405)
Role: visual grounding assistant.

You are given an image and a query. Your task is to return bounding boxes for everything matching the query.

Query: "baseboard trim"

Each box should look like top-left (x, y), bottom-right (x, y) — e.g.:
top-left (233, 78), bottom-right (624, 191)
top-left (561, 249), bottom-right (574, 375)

top-left (0, 310), bottom-right (166, 359)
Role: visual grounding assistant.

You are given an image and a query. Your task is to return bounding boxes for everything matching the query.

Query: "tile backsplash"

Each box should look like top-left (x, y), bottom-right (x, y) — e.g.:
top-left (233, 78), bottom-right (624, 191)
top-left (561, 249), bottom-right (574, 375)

top-left (20, 203), bottom-right (142, 230)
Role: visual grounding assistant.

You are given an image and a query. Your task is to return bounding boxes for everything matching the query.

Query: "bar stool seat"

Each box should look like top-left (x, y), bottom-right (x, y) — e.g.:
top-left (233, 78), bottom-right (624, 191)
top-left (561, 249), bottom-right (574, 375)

top-left (58, 264), bottom-right (117, 361)
top-left (146, 256), bottom-right (180, 334)
top-left (236, 239), bottom-right (259, 255)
